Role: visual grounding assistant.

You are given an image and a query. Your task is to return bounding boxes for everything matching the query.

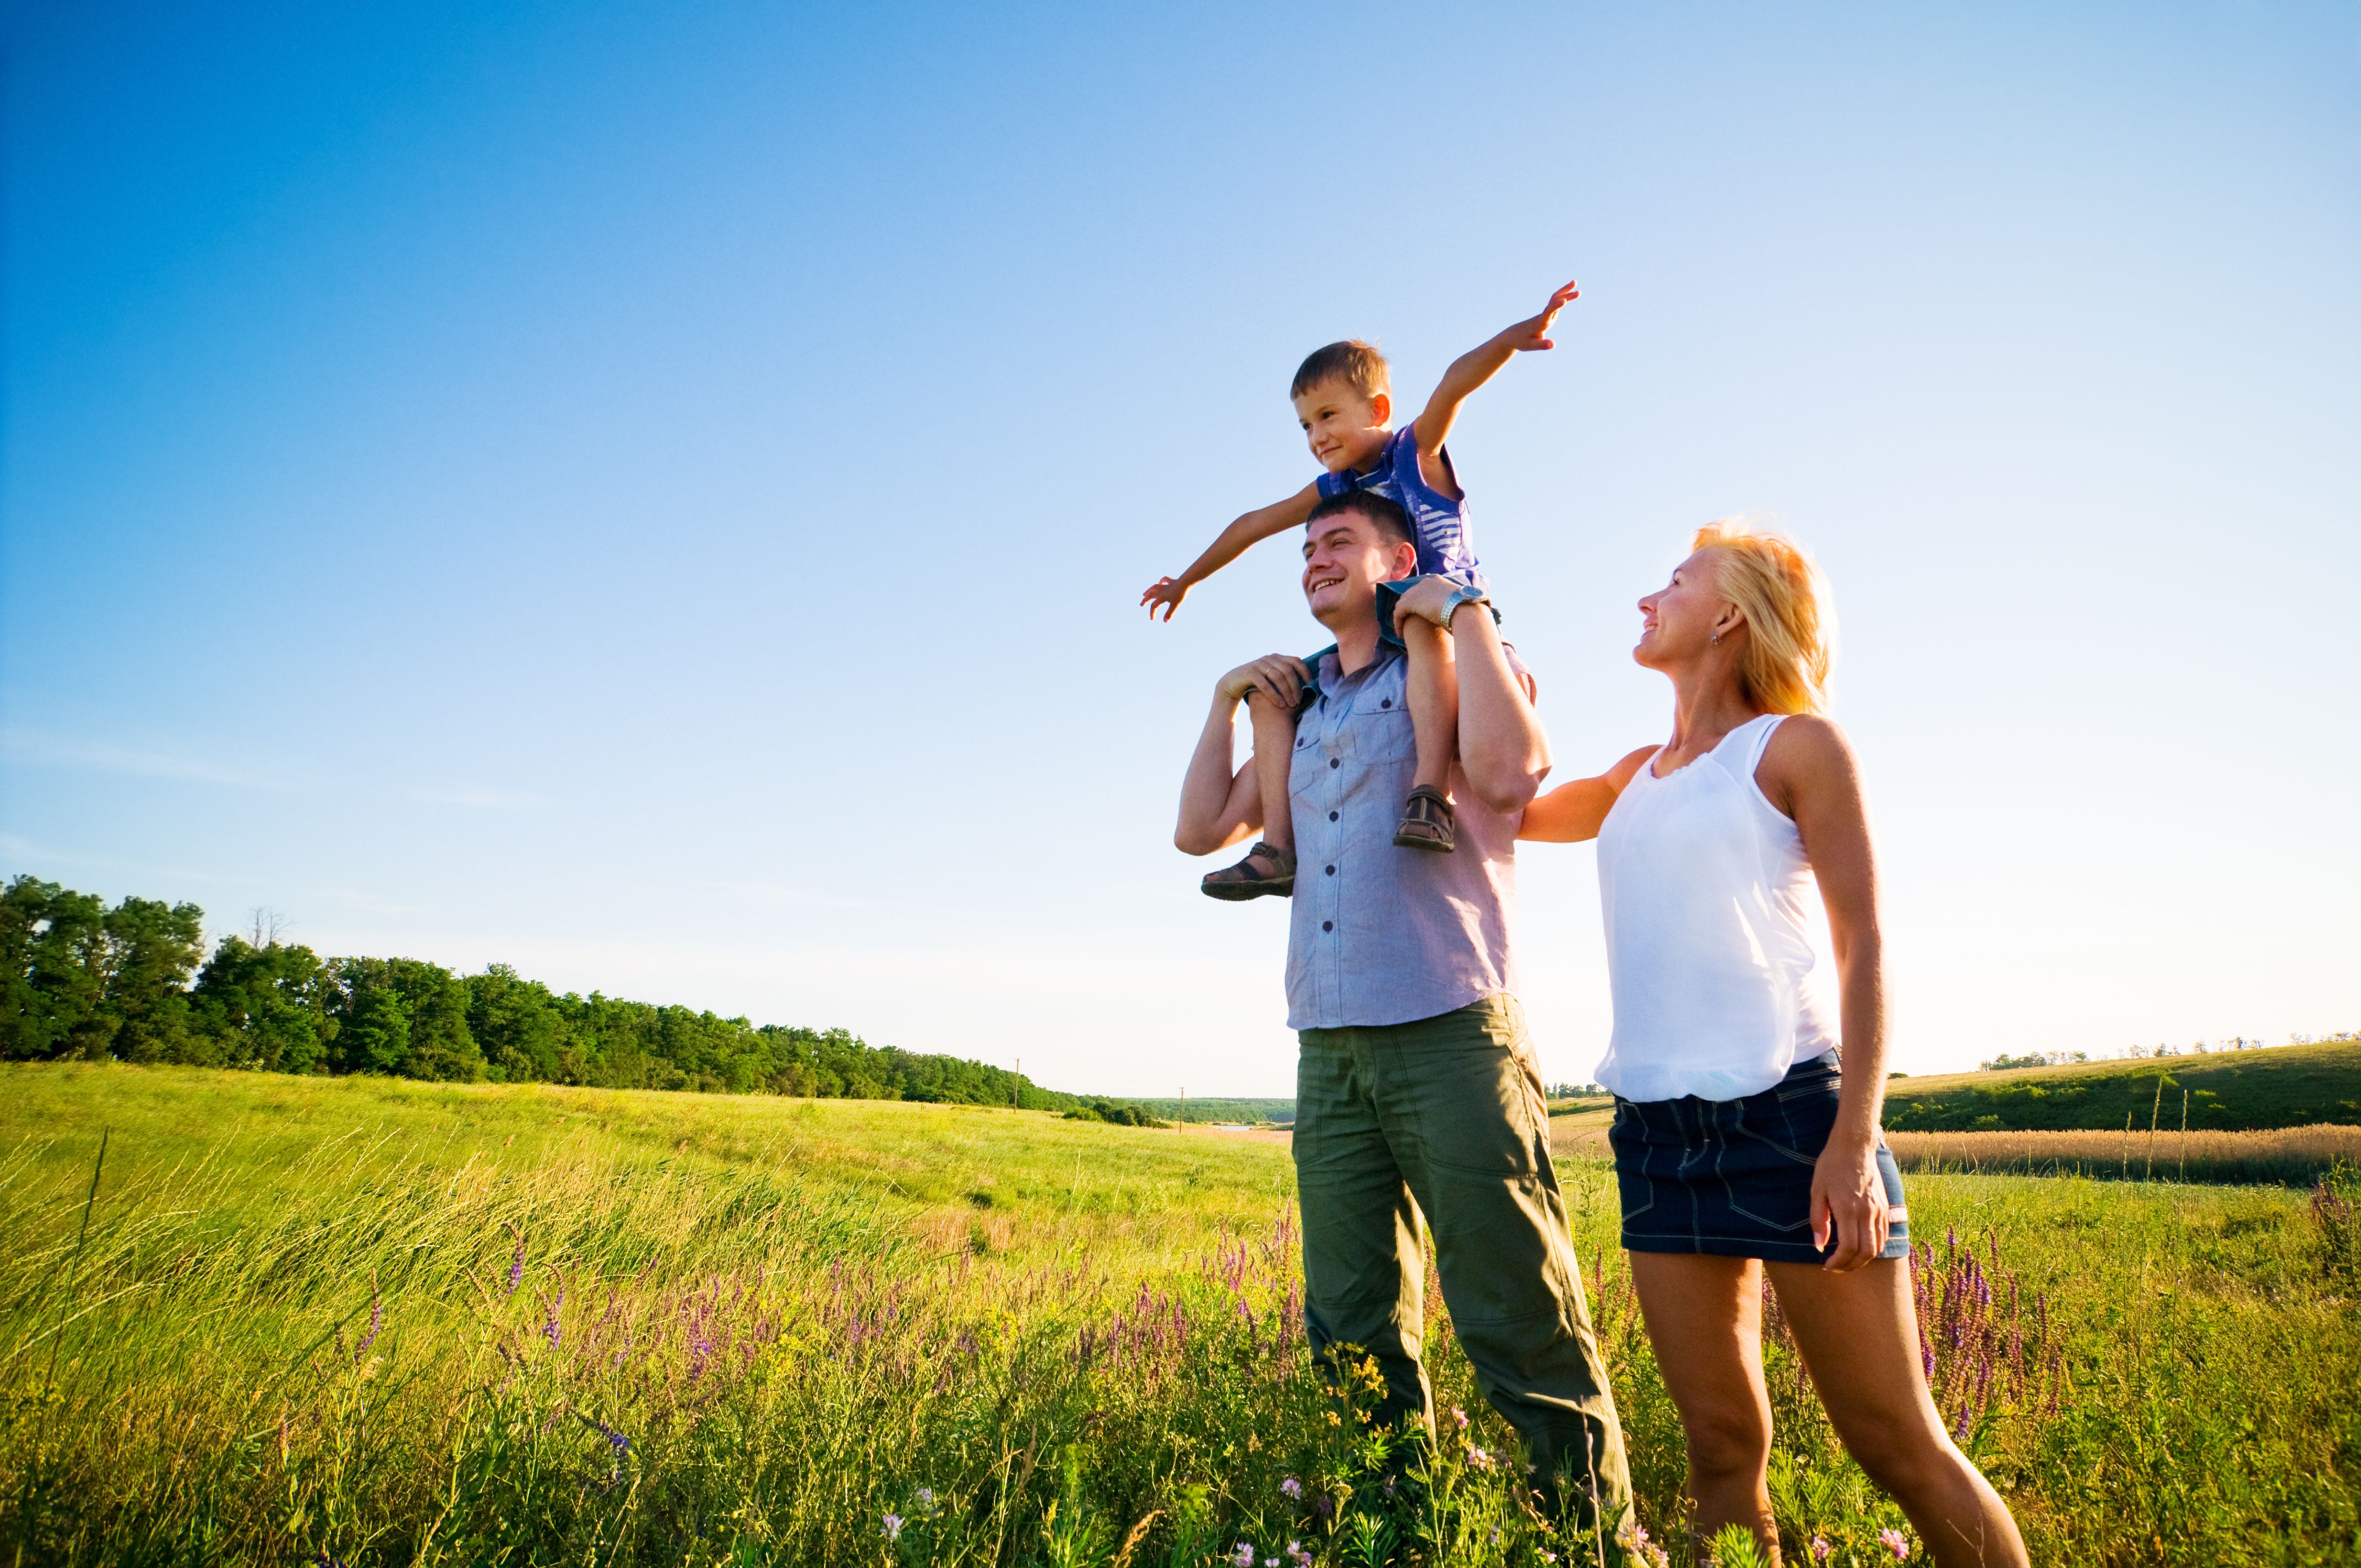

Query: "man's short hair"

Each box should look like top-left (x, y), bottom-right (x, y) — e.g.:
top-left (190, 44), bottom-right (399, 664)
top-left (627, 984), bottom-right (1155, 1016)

top-left (1291, 340), bottom-right (1391, 402)
top-left (1307, 489), bottom-right (1416, 553)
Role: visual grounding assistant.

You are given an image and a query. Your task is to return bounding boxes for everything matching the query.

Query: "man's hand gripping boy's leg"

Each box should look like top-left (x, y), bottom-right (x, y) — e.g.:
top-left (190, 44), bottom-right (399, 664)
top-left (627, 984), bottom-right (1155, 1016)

top-left (1200, 656), bottom-right (1307, 900)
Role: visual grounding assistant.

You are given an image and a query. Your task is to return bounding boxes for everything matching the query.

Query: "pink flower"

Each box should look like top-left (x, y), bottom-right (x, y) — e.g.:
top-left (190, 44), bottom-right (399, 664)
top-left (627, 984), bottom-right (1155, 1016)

top-left (1809, 1537), bottom-right (1832, 1563)
top-left (1880, 1527), bottom-right (1912, 1560)
top-left (1451, 1406), bottom-right (1470, 1429)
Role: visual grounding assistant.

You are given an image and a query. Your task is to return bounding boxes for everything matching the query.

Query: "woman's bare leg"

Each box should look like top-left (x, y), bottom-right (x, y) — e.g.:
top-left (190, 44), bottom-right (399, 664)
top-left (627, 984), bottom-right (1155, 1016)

top-left (1629, 1253), bottom-right (1782, 1560)
top-left (1766, 1260), bottom-right (2030, 1568)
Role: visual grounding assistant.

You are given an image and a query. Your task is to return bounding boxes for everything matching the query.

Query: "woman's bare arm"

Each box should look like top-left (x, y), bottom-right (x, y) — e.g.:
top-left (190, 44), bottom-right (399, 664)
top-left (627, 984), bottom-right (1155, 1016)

top-left (1517, 746), bottom-right (1658, 842)
top-left (1758, 715), bottom-right (1889, 1271)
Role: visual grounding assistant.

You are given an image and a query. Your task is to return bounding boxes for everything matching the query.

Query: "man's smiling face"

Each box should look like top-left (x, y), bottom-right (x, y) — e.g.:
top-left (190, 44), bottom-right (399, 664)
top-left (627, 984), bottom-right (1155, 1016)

top-left (1301, 509), bottom-right (1418, 629)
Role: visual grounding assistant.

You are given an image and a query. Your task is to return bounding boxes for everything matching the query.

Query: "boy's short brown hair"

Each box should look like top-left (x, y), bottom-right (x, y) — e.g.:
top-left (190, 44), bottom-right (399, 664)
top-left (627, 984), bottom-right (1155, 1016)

top-left (1291, 340), bottom-right (1391, 402)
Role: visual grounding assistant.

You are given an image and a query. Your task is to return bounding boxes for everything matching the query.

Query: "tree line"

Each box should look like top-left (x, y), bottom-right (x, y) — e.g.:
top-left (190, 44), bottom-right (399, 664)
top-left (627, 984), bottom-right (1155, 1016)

top-left (0, 875), bottom-right (1158, 1121)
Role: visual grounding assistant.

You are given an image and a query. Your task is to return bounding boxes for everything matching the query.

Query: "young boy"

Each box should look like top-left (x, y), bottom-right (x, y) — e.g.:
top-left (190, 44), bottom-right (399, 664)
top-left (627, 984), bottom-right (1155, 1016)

top-left (1141, 279), bottom-right (1580, 899)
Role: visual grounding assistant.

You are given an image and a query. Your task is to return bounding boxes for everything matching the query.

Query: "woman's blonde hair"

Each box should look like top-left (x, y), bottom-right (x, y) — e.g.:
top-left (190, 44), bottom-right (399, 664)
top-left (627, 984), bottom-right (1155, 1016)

top-left (1690, 517), bottom-right (1835, 715)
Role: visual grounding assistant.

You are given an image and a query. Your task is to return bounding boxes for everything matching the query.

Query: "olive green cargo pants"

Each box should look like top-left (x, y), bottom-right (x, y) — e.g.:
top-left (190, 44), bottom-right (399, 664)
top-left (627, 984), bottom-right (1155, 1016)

top-left (1293, 994), bottom-right (1632, 1527)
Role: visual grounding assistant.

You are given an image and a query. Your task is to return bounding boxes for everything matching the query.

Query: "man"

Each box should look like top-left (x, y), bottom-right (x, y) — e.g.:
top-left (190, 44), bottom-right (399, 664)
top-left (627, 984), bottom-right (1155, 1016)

top-left (1173, 489), bottom-right (1633, 1533)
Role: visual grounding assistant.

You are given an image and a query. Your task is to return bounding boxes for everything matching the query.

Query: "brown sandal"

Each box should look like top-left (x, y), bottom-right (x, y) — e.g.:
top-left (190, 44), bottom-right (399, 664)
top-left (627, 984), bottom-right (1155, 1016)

top-left (1201, 841), bottom-right (1296, 900)
top-left (1394, 786), bottom-right (1456, 853)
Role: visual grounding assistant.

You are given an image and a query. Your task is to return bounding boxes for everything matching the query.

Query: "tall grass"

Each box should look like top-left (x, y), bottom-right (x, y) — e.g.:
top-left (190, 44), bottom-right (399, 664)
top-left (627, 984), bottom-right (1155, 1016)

top-left (2, 1064), bottom-right (2358, 1566)
top-left (1886, 1124), bottom-right (2361, 1185)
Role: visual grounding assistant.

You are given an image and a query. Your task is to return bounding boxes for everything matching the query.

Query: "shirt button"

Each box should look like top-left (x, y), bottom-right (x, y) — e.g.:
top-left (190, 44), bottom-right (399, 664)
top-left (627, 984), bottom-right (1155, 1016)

top-left (1381, 698), bottom-right (1392, 709)
top-left (1322, 920), bottom-right (1334, 932)
top-left (1329, 811), bottom-right (1338, 821)
top-left (1325, 865), bottom-right (1335, 875)
top-left (1329, 758), bottom-right (1340, 770)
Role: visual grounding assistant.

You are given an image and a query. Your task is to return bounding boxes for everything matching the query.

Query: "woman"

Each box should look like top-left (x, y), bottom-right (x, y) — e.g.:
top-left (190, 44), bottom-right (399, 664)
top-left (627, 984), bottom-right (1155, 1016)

top-left (1517, 521), bottom-right (2027, 1566)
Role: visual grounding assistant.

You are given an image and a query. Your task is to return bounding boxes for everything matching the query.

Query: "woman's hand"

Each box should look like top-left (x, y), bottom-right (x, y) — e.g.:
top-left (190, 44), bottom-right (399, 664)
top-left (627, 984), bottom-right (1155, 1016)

top-left (1810, 1130), bottom-right (1891, 1271)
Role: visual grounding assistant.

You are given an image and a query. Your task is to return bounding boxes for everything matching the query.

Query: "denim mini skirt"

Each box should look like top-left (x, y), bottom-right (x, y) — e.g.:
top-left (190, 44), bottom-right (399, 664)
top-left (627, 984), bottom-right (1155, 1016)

top-left (1608, 1050), bottom-right (1910, 1265)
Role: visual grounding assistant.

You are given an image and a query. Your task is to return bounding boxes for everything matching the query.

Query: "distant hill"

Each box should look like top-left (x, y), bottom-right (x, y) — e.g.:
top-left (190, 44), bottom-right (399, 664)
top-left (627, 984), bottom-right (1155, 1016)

top-left (1135, 1097), bottom-right (1295, 1125)
top-left (1881, 1039), bottom-right (2361, 1134)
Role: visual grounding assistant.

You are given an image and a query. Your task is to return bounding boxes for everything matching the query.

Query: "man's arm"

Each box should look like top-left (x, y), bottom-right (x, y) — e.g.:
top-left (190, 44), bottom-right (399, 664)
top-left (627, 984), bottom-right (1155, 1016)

top-left (1174, 655), bottom-right (1309, 852)
top-left (1517, 747), bottom-right (1660, 842)
top-left (1411, 279), bottom-right (1580, 480)
top-left (1141, 481), bottom-right (1323, 621)
top-left (1392, 581), bottom-right (1550, 813)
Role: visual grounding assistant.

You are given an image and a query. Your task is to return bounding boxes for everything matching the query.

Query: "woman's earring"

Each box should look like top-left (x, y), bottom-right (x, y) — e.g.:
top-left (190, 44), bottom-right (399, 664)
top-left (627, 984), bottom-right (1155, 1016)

top-left (1710, 628), bottom-right (1721, 646)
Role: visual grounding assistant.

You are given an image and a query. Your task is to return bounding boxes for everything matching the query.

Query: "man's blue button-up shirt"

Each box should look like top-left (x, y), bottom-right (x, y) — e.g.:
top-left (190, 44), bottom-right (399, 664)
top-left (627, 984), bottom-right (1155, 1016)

top-left (1283, 644), bottom-right (1526, 1031)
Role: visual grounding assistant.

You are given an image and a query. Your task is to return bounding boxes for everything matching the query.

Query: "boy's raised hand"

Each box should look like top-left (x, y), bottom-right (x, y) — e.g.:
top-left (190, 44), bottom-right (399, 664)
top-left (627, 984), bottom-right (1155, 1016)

top-left (1140, 574), bottom-right (1191, 620)
top-left (1506, 278), bottom-right (1581, 352)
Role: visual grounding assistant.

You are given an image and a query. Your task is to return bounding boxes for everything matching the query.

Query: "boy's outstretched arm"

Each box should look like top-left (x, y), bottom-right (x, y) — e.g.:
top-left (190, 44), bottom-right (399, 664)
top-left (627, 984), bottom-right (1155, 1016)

top-left (1140, 480), bottom-right (1322, 620)
top-left (1411, 278), bottom-right (1580, 467)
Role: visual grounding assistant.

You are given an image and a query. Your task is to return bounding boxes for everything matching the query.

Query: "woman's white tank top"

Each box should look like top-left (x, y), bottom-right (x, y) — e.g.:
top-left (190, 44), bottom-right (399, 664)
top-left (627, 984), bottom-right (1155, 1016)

top-left (1594, 713), bottom-right (1839, 1103)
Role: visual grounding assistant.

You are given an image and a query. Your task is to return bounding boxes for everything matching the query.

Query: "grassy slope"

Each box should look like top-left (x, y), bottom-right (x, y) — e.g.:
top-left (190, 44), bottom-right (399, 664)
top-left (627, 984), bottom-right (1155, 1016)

top-left (1881, 1039), bottom-right (2361, 1133)
top-left (0, 1061), bottom-right (1300, 1270)
top-left (3, 1063), bottom-right (2357, 1566)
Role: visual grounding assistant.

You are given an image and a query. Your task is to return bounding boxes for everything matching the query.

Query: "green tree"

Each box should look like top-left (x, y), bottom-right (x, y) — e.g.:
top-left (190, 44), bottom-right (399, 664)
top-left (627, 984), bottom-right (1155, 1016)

top-left (465, 965), bottom-right (566, 1082)
top-left (0, 878), bottom-right (115, 1060)
top-left (192, 937), bottom-right (338, 1072)
top-left (334, 957), bottom-right (483, 1081)
top-left (100, 897), bottom-right (205, 1063)
top-left (336, 961), bottom-right (413, 1074)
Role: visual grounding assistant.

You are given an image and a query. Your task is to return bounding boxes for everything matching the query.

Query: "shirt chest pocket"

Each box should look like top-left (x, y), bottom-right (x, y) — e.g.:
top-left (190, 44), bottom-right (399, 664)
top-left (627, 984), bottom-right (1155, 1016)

top-left (1290, 688), bottom-right (1417, 799)
top-left (1344, 704), bottom-right (1416, 764)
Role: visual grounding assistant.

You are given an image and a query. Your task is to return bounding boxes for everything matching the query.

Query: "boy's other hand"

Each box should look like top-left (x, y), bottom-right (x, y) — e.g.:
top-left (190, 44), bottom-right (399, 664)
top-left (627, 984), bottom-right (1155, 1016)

top-left (1141, 575), bottom-right (1192, 620)
top-left (1506, 278), bottom-right (1581, 351)
top-left (1217, 654), bottom-right (1311, 711)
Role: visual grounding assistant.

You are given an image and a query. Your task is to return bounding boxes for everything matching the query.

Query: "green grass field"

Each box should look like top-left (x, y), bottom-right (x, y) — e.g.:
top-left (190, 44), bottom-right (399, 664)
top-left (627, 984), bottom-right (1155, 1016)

top-left (1880, 1039), bottom-right (2361, 1134)
top-left (3, 1064), bottom-right (2357, 1566)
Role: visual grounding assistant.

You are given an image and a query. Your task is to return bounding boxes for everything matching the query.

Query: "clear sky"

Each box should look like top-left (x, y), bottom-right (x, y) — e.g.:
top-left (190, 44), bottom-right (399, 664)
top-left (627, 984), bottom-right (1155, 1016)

top-left (5, 1), bottom-right (2356, 1098)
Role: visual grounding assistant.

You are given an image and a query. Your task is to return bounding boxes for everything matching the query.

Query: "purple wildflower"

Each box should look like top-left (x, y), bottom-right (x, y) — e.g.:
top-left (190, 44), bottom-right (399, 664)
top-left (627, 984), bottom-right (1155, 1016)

top-left (355, 1298), bottom-right (383, 1357)
top-left (1880, 1527), bottom-right (1912, 1560)
top-left (507, 1240), bottom-right (525, 1294)
top-left (882, 1512), bottom-right (904, 1542)
top-left (1231, 1544), bottom-right (1255, 1568)
top-left (1809, 1538), bottom-right (1832, 1563)
top-left (1451, 1406), bottom-right (1469, 1429)
top-left (544, 1287), bottom-right (564, 1349)
top-left (1280, 1476), bottom-right (1302, 1500)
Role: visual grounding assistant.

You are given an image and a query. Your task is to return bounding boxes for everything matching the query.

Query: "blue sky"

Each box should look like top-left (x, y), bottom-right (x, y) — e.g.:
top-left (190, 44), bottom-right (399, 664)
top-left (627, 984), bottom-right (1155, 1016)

top-left (5, 1), bottom-right (2356, 1097)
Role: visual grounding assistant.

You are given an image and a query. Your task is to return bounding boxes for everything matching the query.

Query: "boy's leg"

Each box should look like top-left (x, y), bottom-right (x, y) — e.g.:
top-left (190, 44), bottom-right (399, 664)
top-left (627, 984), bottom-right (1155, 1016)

top-left (1248, 688), bottom-right (1297, 854)
top-left (1399, 618), bottom-right (1459, 793)
top-left (1395, 617), bottom-right (1459, 851)
top-left (1200, 688), bottom-right (1298, 899)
